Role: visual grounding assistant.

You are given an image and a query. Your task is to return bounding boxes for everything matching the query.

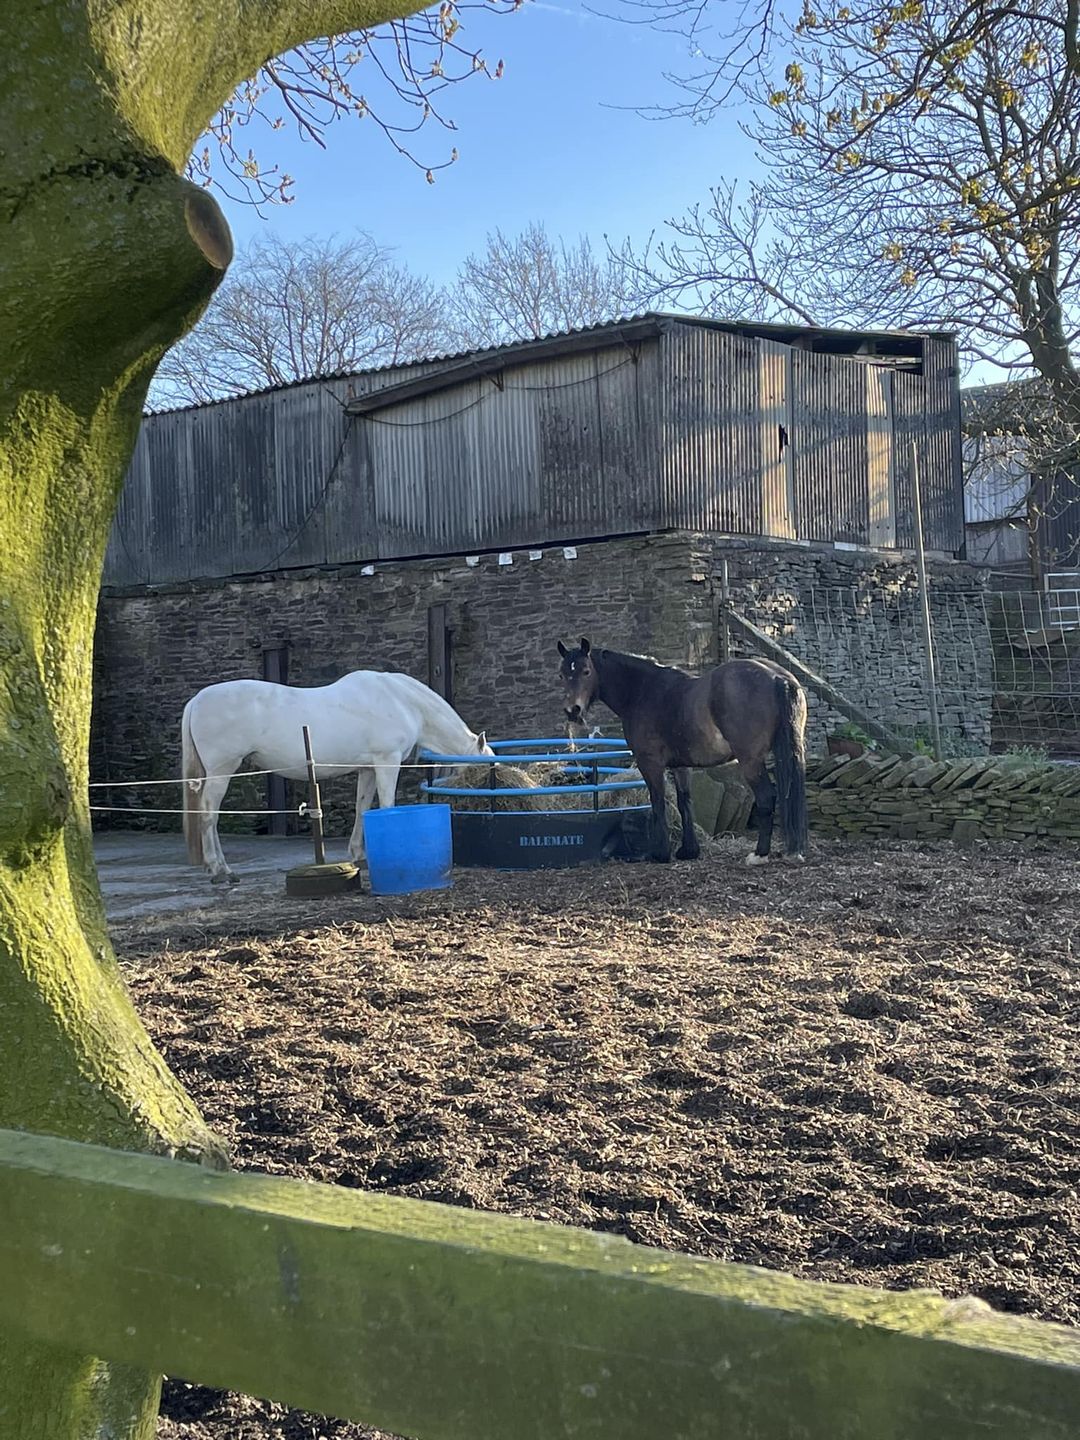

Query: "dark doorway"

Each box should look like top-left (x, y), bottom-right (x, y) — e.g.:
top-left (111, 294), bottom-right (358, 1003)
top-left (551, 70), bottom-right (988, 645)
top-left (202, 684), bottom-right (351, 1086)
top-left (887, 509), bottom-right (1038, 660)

top-left (427, 604), bottom-right (453, 704)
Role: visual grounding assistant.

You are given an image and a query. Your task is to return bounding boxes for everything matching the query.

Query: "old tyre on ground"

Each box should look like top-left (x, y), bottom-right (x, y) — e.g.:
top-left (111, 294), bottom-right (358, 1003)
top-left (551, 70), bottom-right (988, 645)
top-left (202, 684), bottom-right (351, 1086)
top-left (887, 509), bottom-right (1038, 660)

top-left (285, 862), bottom-right (360, 898)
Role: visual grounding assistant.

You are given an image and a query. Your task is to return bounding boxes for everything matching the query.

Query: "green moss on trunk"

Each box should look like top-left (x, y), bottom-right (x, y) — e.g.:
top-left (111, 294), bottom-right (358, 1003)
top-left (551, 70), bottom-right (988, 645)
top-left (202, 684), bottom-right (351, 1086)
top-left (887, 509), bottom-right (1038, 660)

top-left (0, 2), bottom-right (430, 1433)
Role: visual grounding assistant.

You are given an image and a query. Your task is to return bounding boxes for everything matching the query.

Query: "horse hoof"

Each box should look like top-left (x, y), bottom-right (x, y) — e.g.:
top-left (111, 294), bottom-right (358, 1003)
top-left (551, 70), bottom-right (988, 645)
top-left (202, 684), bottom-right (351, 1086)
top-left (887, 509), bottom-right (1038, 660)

top-left (786, 852), bottom-right (806, 865)
top-left (745, 852), bottom-right (769, 867)
top-left (210, 871), bottom-right (237, 886)
top-left (651, 852), bottom-right (672, 864)
top-left (676, 846), bottom-right (701, 862)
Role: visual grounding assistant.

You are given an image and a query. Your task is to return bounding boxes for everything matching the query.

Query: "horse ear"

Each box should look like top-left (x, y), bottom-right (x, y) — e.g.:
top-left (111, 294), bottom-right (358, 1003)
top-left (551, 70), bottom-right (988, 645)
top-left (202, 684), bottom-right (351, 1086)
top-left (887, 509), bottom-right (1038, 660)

top-left (477, 731), bottom-right (486, 749)
top-left (557, 640), bottom-right (568, 657)
top-left (580, 637), bottom-right (591, 655)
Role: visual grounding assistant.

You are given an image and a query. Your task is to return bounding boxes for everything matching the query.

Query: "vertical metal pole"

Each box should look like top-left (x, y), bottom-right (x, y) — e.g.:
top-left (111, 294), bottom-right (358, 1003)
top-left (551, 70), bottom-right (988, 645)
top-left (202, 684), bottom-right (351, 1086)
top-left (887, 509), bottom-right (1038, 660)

top-left (1026, 485), bottom-right (1043, 591)
top-left (489, 759), bottom-right (498, 815)
top-left (717, 556), bottom-right (731, 664)
top-left (910, 441), bottom-right (944, 761)
top-left (591, 759), bottom-right (600, 814)
top-left (302, 724), bottom-right (326, 865)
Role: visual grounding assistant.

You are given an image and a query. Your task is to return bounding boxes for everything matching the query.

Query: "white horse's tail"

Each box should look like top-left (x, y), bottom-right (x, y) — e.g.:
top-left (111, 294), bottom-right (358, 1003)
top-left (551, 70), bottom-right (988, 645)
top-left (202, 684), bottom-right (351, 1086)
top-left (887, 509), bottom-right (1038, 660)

top-left (181, 701), bottom-right (205, 866)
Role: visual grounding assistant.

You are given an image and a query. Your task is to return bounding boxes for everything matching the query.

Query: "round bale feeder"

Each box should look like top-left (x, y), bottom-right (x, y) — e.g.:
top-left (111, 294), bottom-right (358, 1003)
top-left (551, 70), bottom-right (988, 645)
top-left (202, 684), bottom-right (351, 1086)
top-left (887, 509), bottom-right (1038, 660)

top-left (419, 737), bottom-right (651, 869)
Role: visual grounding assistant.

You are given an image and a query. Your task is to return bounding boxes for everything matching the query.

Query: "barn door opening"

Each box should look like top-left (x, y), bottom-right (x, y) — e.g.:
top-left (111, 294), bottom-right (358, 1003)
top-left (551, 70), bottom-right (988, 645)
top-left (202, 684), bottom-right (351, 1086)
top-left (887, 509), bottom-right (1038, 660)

top-left (760, 340), bottom-right (795, 539)
top-left (867, 366), bottom-right (897, 548)
top-left (262, 646), bottom-right (290, 836)
top-left (427, 604), bottom-right (452, 704)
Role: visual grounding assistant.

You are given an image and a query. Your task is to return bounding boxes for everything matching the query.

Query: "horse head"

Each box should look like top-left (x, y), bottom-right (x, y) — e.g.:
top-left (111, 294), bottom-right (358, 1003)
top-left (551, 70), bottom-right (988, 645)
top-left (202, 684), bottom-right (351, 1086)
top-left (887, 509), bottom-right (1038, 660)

top-left (556, 637), bottom-right (599, 724)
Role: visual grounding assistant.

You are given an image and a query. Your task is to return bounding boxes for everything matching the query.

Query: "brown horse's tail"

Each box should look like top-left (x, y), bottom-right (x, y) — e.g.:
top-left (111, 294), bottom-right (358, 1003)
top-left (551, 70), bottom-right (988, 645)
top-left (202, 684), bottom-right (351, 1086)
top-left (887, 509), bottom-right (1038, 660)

top-left (181, 700), bottom-right (205, 866)
top-left (773, 674), bottom-right (808, 856)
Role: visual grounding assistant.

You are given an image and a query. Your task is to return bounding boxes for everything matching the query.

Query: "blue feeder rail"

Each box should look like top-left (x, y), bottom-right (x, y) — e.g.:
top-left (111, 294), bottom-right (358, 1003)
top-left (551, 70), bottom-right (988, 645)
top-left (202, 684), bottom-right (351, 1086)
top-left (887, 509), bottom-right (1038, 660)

top-left (418, 737), bottom-right (647, 814)
top-left (416, 737), bottom-right (651, 869)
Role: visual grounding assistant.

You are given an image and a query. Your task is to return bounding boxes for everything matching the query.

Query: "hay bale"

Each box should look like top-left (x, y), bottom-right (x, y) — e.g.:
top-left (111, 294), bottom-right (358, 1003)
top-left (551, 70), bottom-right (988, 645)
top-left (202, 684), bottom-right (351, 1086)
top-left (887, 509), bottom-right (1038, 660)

top-left (445, 762), bottom-right (646, 814)
top-left (437, 759), bottom-right (716, 847)
top-left (444, 763), bottom-right (546, 812)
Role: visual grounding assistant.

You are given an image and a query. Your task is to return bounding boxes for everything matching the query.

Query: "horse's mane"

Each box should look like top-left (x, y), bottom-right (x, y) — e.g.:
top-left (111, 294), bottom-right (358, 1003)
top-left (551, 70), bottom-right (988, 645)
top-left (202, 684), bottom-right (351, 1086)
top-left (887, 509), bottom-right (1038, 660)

top-left (384, 671), bottom-right (479, 738)
top-left (386, 671), bottom-right (460, 709)
top-left (596, 648), bottom-right (685, 676)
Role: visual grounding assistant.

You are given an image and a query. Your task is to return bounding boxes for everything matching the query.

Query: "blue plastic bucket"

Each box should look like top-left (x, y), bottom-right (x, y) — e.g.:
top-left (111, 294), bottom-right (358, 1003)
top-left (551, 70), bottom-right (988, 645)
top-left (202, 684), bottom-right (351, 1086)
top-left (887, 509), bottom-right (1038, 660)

top-left (362, 803), bottom-right (453, 895)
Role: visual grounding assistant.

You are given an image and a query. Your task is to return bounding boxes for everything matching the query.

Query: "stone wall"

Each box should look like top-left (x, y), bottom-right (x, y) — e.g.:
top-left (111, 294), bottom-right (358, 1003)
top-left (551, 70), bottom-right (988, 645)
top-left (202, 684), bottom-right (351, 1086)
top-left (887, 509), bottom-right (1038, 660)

top-left (90, 532), bottom-right (993, 837)
top-left (90, 534), bottom-right (702, 832)
top-left (688, 753), bottom-right (1080, 846)
top-left (694, 537), bottom-right (993, 752)
top-left (805, 754), bottom-right (1080, 843)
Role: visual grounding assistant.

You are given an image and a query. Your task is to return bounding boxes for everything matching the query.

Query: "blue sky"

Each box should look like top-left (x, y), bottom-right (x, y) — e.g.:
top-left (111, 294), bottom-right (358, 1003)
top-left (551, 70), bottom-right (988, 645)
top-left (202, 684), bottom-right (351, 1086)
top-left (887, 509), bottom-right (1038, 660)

top-left (221, 0), bottom-right (760, 286)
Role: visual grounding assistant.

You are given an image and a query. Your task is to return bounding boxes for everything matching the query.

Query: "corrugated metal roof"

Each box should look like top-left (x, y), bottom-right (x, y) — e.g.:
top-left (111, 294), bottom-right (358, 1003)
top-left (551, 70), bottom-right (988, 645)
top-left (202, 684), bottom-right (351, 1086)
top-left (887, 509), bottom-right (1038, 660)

top-left (961, 378), bottom-right (1053, 435)
top-left (146, 311), bottom-right (949, 418)
top-left (114, 319), bottom-right (964, 585)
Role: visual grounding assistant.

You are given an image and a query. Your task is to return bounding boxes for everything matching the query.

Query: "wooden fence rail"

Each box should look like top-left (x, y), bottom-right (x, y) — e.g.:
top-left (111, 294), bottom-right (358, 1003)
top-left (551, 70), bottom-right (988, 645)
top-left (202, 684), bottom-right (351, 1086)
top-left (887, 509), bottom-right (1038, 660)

top-left (2, 1129), bottom-right (1079, 1439)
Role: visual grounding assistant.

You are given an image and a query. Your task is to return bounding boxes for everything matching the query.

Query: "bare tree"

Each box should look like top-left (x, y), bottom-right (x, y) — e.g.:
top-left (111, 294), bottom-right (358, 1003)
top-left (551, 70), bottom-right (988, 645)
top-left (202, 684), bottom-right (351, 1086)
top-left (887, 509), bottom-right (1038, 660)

top-left (451, 222), bottom-right (643, 347)
top-left (598, 0), bottom-right (781, 119)
top-left (152, 232), bottom-right (450, 405)
top-left (963, 377), bottom-right (1080, 578)
top-left (617, 179), bottom-right (824, 325)
top-left (619, 2), bottom-right (1080, 476)
top-left (190, 1), bottom-right (521, 205)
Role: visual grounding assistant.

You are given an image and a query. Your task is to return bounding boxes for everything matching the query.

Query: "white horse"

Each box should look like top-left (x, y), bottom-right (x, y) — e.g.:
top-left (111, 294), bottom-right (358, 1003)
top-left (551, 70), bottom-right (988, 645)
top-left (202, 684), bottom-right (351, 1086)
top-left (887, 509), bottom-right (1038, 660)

top-left (181, 670), bottom-right (492, 883)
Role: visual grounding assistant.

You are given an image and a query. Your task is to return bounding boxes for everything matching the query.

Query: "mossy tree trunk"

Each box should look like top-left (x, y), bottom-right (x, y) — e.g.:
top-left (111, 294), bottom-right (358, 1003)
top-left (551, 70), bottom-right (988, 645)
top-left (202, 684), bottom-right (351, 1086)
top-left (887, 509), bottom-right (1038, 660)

top-left (0, 3), bottom-right (420, 1434)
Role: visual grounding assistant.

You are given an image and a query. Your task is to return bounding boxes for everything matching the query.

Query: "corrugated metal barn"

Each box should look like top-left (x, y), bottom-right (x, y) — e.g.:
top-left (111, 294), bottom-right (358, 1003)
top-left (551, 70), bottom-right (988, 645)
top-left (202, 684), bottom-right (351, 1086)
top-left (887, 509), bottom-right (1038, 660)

top-left (962, 383), bottom-right (1080, 582)
top-left (105, 314), bottom-right (963, 587)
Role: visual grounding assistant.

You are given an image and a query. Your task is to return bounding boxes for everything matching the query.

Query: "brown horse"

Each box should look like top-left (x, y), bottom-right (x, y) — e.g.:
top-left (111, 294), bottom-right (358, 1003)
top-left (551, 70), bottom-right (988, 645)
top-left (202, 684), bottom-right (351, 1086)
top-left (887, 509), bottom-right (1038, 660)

top-left (557, 639), bottom-right (808, 865)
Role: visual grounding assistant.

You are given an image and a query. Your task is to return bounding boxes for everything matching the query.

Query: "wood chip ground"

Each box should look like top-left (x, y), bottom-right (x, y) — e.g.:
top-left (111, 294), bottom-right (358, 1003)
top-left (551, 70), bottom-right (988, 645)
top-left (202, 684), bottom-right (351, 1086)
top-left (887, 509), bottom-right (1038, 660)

top-left (111, 836), bottom-right (1080, 1440)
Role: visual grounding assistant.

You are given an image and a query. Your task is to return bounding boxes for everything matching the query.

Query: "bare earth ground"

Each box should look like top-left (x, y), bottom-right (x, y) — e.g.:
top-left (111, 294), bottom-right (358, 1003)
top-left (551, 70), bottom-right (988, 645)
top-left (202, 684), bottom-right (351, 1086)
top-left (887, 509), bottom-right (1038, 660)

top-left (112, 837), bottom-right (1080, 1440)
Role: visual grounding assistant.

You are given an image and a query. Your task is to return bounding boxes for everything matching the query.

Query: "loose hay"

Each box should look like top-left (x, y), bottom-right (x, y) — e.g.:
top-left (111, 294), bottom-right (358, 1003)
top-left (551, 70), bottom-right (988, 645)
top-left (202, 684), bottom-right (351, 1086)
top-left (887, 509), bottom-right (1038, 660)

top-left (436, 762), bottom-right (711, 845)
top-left (119, 836), bottom-right (1080, 1440)
top-left (443, 761), bottom-right (643, 812)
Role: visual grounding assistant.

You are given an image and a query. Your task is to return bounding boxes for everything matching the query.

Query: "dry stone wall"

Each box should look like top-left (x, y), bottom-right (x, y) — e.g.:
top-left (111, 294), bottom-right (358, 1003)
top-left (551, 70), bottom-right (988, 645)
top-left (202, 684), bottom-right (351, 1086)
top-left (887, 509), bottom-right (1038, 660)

top-left (694, 537), bottom-right (993, 753)
top-left (91, 532), bottom-right (993, 838)
top-left (806, 755), bottom-right (1080, 843)
top-left (697, 755), bottom-right (1080, 846)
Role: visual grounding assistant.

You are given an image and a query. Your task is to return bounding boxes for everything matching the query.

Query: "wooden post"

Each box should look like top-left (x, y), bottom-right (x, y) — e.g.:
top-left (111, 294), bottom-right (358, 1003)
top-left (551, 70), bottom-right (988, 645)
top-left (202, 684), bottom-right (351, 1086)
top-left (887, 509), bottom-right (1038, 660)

top-left (1027, 483), bottom-right (1044, 592)
top-left (910, 441), bottom-right (944, 762)
top-left (302, 724), bottom-right (326, 866)
top-left (866, 367), bottom-right (896, 548)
